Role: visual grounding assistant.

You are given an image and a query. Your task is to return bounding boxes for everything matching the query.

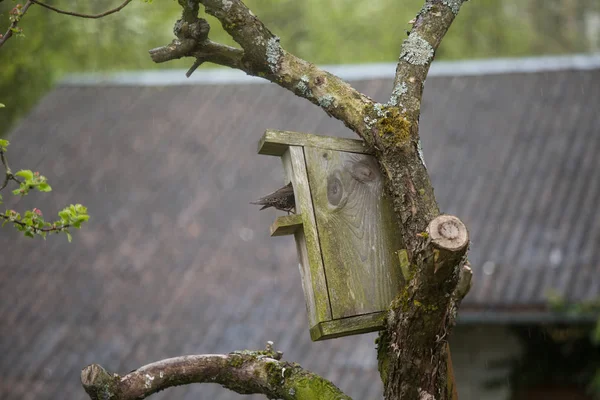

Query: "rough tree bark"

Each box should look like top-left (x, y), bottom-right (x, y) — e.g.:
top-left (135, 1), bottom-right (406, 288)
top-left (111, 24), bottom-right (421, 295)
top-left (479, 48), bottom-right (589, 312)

top-left (82, 0), bottom-right (474, 399)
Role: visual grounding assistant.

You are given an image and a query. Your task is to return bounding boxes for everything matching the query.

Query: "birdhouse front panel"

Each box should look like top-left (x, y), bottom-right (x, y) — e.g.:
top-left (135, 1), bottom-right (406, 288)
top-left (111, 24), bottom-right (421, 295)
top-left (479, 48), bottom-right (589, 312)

top-left (303, 147), bottom-right (404, 320)
top-left (258, 130), bottom-right (405, 341)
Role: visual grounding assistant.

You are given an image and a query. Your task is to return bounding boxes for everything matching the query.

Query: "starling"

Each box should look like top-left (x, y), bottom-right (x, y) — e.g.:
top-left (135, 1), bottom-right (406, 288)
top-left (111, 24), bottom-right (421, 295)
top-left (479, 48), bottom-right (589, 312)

top-left (251, 182), bottom-right (296, 213)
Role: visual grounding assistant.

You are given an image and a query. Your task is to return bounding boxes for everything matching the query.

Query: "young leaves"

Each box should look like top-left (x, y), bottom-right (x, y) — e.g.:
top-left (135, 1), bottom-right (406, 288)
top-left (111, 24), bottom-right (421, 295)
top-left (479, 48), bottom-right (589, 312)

top-left (12, 170), bottom-right (52, 196)
top-left (1, 204), bottom-right (89, 241)
top-left (0, 126), bottom-right (88, 241)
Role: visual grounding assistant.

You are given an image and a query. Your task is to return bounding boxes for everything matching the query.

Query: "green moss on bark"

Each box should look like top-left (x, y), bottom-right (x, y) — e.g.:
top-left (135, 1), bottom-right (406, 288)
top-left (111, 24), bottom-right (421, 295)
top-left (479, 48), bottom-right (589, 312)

top-left (364, 103), bottom-right (412, 148)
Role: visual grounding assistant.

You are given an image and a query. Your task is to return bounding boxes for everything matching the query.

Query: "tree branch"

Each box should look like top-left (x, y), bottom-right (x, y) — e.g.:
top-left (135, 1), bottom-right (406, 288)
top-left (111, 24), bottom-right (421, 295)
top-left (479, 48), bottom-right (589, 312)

top-left (0, 0), bottom-right (135, 50)
top-left (0, 211), bottom-right (71, 233)
top-left (379, 215), bottom-right (469, 399)
top-left (0, 1), bottom-right (33, 49)
top-left (150, 0), bottom-right (376, 142)
top-left (29, 0), bottom-right (133, 19)
top-left (149, 39), bottom-right (244, 70)
top-left (0, 150), bottom-right (19, 191)
top-left (81, 342), bottom-right (351, 400)
top-left (390, 0), bottom-right (467, 119)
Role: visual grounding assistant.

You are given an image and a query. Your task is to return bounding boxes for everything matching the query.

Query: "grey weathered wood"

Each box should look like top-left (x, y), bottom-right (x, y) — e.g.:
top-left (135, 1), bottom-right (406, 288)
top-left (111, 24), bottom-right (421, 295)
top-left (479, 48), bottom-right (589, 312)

top-left (310, 311), bottom-right (386, 341)
top-left (258, 130), bottom-right (373, 157)
top-left (304, 147), bottom-right (404, 319)
top-left (270, 214), bottom-right (303, 237)
top-left (258, 132), bottom-right (406, 339)
top-left (281, 148), bottom-right (332, 326)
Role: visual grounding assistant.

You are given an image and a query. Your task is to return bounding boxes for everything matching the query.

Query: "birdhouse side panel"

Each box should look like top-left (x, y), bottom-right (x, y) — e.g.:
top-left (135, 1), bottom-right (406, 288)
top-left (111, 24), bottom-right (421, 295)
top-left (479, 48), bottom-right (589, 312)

top-left (304, 147), bottom-right (405, 320)
top-left (281, 147), bottom-right (332, 325)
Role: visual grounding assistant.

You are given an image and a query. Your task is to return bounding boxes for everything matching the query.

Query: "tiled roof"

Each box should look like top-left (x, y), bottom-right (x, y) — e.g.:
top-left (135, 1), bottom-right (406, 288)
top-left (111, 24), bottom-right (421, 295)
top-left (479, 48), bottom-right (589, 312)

top-left (1, 57), bottom-right (599, 399)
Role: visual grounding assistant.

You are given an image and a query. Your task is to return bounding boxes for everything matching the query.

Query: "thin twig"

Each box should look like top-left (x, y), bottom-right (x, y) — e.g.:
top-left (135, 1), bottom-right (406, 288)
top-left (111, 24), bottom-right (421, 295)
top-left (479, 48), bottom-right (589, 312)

top-left (0, 151), bottom-right (10, 191)
top-left (0, 213), bottom-right (70, 233)
top-left (0, 150), bottom-right (22, 191)
top-left (186, 58), bottom-right (204, 77)
top-left (30, 0), bottom-right (133, 19)
top-left (0, 0), bottom-right (33, 50)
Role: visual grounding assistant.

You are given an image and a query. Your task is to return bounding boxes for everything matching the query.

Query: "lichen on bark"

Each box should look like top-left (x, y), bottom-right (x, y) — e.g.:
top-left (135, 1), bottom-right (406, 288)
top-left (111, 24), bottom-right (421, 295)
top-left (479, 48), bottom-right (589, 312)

top-left (442, 0), bottom-right (467, 15)
top-left (266, 36), bottom-right (283, 73)
top-left (400, 32), bottom-right (434, 66)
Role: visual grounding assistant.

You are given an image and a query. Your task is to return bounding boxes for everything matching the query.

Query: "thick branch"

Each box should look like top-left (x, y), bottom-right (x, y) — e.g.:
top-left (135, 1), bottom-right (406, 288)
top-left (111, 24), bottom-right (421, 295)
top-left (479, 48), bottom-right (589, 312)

top-left (149, 39), bottom-right (244, 69)
top-left (379, 215), bottom-right (469, 400)
top-left (81, 343), bottom-right (351, 400)
top-left (367, 1), bottom-right (468, 249)
top-left (390, 0), bottom-right (467, 119)
top-left (150, 0), bottom-right (375, 142)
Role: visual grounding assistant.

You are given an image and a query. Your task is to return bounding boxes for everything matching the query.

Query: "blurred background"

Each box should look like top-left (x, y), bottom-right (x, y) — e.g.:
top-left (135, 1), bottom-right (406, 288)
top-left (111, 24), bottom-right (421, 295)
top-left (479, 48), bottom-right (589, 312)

top-left (1, 1), bottom-right (600, 400)
top-left (2, 0), bottom-right (600, 136)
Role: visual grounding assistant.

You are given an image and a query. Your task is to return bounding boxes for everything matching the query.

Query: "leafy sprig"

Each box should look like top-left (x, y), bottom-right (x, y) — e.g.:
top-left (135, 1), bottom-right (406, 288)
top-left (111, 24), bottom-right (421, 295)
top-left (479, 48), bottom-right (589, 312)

top-left (0, 135), bottom-right (89, 241)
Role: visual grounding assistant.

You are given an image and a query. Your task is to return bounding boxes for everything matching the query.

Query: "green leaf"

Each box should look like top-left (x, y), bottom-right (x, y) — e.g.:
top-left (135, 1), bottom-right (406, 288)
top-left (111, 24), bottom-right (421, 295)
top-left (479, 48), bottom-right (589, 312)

top-left (12, 189), bottom-right (21, 196)
top-left (0, 103), bottom-right (5, 108)
top-left (58, 210), bottom-right (70, 222)
top-left (15, 170), bottom-right (34, 180)
top-left (37, 182), bottom-right (52, 192)
top-left (0, 139), bottom-right (8, 151)
top-left (66, 231), bottom-right (72, 243)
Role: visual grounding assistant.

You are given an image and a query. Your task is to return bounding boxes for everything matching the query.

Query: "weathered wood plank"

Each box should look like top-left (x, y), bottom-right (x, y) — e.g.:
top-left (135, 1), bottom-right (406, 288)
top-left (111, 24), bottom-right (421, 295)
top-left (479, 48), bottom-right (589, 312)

top-left (310, 311), bottom-right (386, 341)
top-left (304, 147), bottom-right (404, 319)
top-left (282, 148), bottom-right (332, 326)
top-left (270, 214), bottom-right (303, 237)
top-left (258, 130), bottom-right (373, 156)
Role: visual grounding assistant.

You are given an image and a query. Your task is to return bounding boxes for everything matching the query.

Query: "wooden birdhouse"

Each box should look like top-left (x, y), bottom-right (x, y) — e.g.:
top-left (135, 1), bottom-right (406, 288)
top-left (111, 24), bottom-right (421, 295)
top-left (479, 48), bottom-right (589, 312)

top-left (258, 130), bottom-right (405, 341)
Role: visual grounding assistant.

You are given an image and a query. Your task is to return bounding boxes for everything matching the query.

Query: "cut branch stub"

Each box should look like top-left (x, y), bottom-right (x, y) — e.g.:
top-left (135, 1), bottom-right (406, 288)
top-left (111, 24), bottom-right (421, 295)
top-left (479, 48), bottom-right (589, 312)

top-left (81, 364), bottom-right (120, 400)
top-left (426, 215), bottom-right (468, 275)
top-left (427, 215), bottom-right (468, 252)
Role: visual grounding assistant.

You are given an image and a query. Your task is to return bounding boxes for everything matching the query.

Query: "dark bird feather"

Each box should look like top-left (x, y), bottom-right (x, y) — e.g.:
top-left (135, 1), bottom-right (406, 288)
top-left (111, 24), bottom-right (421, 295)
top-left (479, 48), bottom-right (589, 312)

top-left (251, 182), bottom-right (296, 213)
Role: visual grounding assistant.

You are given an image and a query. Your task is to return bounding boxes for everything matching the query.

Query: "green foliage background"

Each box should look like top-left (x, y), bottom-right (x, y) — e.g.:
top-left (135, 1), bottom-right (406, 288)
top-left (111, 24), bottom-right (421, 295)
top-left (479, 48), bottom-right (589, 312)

top-left (0, 0), bottom-right (599, 135)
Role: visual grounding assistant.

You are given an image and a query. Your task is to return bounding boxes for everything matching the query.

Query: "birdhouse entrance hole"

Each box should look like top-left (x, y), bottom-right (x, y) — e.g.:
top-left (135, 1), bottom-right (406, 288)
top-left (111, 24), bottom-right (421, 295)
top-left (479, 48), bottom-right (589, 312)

top-left (258, 130), bottom-right (405, 341)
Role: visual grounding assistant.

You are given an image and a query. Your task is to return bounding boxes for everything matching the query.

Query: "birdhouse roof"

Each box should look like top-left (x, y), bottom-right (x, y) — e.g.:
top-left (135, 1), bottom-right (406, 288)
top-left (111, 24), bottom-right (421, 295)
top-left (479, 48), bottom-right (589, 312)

top-left (1, 54), bottom-right (599, 399)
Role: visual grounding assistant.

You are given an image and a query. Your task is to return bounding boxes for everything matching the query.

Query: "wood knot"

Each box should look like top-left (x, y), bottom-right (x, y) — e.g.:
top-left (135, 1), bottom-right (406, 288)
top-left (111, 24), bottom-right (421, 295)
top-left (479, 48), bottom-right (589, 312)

top-left (327, 174), bottom-right (343, 206)
top-left (174, 18), bottom-right (210, 41)
top-left (427, 215), bottom-right (468, 252)
top-left (350, 161), bottom-right (376, 182)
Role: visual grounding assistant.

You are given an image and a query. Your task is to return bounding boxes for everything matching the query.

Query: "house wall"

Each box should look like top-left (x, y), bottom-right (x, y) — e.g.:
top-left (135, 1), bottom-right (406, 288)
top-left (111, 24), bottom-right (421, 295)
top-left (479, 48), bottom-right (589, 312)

top-left (451, 325), bottom-right (523, 400)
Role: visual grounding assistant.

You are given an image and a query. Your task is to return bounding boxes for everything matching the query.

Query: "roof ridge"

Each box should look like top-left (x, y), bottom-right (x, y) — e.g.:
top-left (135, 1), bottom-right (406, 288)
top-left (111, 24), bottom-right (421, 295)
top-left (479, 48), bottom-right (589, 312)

top-left (60, 53), bottom-right (600, 87)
